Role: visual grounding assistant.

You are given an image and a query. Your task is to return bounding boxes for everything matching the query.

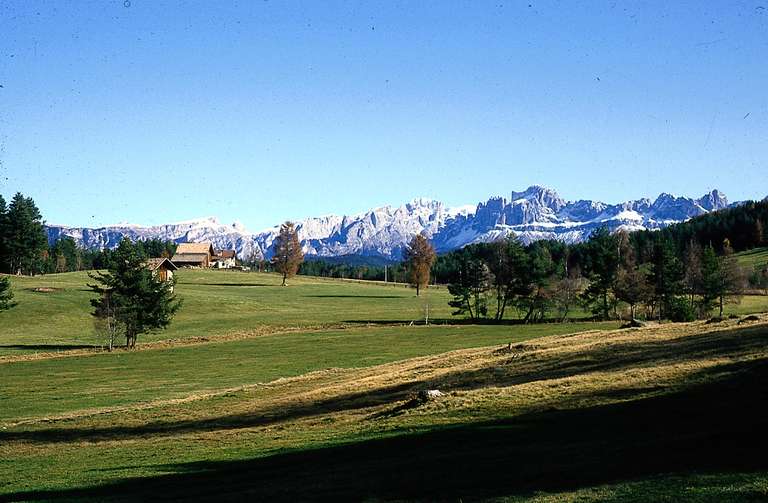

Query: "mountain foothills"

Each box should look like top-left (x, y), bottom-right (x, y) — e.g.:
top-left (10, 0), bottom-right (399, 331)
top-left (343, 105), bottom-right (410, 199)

top-left (45, 186), bottom-right (742, 261)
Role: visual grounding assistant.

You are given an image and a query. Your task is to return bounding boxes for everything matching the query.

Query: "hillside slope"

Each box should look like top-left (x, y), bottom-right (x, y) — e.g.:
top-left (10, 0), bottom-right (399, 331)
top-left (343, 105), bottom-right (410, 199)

top-left (2, 317), bottom-right (767, 501)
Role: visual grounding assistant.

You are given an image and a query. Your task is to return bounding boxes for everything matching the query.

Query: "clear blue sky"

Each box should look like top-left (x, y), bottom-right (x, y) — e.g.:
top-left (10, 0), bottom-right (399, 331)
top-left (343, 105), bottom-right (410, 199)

top-left (1, 1), bottom-right (766, 229)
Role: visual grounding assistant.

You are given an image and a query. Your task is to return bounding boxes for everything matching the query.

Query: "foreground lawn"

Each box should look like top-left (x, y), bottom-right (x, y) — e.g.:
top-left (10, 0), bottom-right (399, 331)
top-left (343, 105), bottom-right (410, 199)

top-left (1, 318), bottom-right (766, 501)
top-left (0, 322), bottom-right (616, 423)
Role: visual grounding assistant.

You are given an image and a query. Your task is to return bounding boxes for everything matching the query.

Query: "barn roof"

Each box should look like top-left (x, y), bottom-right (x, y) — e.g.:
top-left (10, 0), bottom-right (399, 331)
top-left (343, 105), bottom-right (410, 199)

top-left (175, 242), bottom-right (214, 255)
top-left (216, 250), bottom-right (236, 259)
top-left (144, 257), bottom-right (178, 271)
top-left (171, 253), bottom-right (209, 264)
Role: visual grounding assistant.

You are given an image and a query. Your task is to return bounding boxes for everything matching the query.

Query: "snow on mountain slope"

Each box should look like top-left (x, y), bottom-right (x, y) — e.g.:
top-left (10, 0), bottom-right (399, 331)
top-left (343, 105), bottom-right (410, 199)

top-left (46, 187), bottom-right (734, 261)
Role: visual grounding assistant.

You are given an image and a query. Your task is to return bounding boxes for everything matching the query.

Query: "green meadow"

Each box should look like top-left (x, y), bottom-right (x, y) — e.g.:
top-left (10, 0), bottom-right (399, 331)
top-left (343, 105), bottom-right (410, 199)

top-left (1, 270), bottom-right (767, 501)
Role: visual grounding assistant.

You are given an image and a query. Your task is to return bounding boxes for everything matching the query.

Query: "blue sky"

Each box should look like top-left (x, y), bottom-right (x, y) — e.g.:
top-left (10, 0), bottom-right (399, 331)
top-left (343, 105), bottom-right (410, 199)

top-left (1, 0), bottom-right (766, 229)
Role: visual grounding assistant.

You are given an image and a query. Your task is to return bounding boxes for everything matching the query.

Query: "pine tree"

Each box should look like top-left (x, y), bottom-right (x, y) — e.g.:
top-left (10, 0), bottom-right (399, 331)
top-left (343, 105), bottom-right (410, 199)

top-left (448, 255), bottom-right (493, 320)
top-left (648, 238), bottom-right (683, 319)
top-left (754, 219), bottom-right (765, 247)
top-left (683, 240), bottom-right (703, 309)
top-left (271, 222), bottom-right (304, 286)
top-left (581, 227), bottom-right (620, 320)
top-left (718, 238), bottom-right (744, 316)
top-left (0, 275), bottom-right (15, 311)
top-left (0, 195), bottom-right (8, 273)
top-left (613, 247), bottom-right (650, 320)
top-left (699, 244), bottom-right (720, 315)
top-left (520, 243), bottom-right (556, 323)
top-left (5, 193), bottom-right (48, 275)
top-left (486, 235), bottom-right (529, 321)
top-left (88, 239), bottom-right (181, 349)
top-left (403, 234), bottom-right (436, 296)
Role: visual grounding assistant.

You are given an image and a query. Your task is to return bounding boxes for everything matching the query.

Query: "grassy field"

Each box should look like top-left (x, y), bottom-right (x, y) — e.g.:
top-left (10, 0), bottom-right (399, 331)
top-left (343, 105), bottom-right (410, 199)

top-left (1, 270), bottom-right (767, 501)
top-left (736, 246), bottom-right (768, 269)
top-left (0, 270), bottom-right (457, 356)
top-left (2, 269), bottom-right (766, 357)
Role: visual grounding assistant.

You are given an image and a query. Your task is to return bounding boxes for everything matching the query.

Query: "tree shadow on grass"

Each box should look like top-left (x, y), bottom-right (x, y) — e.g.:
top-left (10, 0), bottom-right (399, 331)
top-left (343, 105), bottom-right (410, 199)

top-left (4, 325), bottom-right (766, 446)
top-left (3, 360), bottom-right (767, 502)
top-left (305, 294), bottom-right (405, 299)
top-left (189, 283), bottom-right (273, 288)
top-left (342, 317), bottom-right (601, 325)
top-left (0, 344), bottom-right (96, 351)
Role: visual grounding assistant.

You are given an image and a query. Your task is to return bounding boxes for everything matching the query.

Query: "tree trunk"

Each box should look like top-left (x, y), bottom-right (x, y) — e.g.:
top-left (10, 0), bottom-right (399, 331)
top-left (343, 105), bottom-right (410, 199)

top-left (498, 295), bottom-right (509, 322)
top-left (282, 271), bottom-right (287, 286)
top-left (523, 304), bottom-right (535, 324)
top-left (719, 294), bottom-right (724, 317)
top-left (416, 283), bottom-right (420, 296)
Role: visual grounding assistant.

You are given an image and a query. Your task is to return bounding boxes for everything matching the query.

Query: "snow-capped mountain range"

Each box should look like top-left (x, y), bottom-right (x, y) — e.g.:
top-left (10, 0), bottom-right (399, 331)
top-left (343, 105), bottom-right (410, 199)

top-left (46, 186), bottom-right (737, 261)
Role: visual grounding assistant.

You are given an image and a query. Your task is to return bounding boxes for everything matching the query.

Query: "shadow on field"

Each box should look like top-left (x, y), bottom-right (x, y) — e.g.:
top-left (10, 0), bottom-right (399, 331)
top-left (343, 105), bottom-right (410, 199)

top-left (3, 360), bottom-right (767, 502)
top-left (343, 317), bottom-right (599, 325)
top-left (191, 282), bottom-right (272, 287)
top-left (305, 294), bottom-right (404, 299)
top-left (4, 325), bottom-right (767, 447)
top-left (0, 344), bottom-right (95, 351)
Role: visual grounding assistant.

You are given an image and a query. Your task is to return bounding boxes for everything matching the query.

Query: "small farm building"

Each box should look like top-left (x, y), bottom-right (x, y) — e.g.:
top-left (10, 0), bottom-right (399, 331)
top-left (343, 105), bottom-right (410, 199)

top-left (144, 257), bottom-right (178, 282)
top-left (213, 249), bottom-right (237, 269)
top-left (172, 243), bottom-right (215, 268)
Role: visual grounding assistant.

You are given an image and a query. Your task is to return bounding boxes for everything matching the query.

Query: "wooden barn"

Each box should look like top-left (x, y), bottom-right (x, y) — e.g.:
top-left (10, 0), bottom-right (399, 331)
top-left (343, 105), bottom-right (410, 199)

top-left (144, 257), bottom-right (178, 282)
top-left (171, 242), bottom-right (215, 268)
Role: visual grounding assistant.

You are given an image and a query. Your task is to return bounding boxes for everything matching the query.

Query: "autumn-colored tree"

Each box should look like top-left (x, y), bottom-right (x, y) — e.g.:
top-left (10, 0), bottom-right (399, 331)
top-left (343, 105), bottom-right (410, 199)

top-left (272, 222), bottom-right (303, 286)
top-left (403, 234), bottom-right (436, 296)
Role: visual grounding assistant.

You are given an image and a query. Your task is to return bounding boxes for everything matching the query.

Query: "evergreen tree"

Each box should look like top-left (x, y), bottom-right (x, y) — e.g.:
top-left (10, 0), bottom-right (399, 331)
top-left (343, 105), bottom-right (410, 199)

top-left (0, 275), bottom-right (15, 311)
top-left (403, 234), bottom-right (436, 296)
top-left (682, 240), bottom-right (703, 307)
top-left (519, 243), bottom-right (556, 323)
top-left (753, 219), bottom-right (764, 247)
top-left (581, 227), bottom-right (620, 320)
top-left (486, 235), bottom-right (529, 321)
top-left (448, 254), bottom-right (493, 320)
top-left (648, 238), bottom-right (684, 320)
top-left (717, 239), bottom-right (744, 316)
top-left (613, 247), bottom-right (650, 320)
top-left (699, 244), bottom-right (722, 316)
top-left (5, 193), bottom-right (48, 275)
top-left (0, 195), bottom-right (8, 273)
top-left (271, 222), bottom-right (304, 286)
top-left (88, 239), bottom-right (181, 349)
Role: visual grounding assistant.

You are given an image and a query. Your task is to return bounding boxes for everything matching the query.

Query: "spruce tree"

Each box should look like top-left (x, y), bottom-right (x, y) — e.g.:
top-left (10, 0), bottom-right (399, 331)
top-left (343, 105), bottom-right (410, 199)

top-left (88, 239), bottom-right (181, 349)
top-left (486, 235), bottom-right (529, 321)
top-left (5, 193), bottom-right (48, 275)
top-left (700, 244), bottom-right (722, 316)
top-left (448, 254), bottom-right (493, 320)
top-left (581, 227), bottom-right (620, 320)
top-left (0, 275), bottom-right (15, 311)
top-left (613, 247), bottom-right (650, 320)
top-left (0, 195), bottom-right (8, 273)
top-left (648, 238), bottom-right (684, 320)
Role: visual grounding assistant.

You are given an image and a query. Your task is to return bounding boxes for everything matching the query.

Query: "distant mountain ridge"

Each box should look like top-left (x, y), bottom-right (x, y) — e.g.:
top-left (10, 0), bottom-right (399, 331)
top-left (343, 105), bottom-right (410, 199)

top-left (46, 186), bottom-right (739, 261)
